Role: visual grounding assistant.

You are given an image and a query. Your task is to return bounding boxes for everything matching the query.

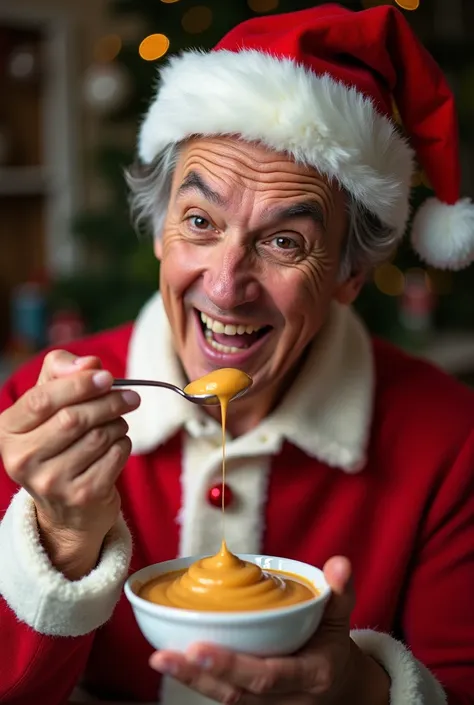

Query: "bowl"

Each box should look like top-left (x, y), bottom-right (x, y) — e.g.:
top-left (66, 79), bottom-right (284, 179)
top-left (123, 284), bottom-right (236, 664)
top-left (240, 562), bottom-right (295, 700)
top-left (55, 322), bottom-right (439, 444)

top-left (124, 553), bottom-right (331, 656)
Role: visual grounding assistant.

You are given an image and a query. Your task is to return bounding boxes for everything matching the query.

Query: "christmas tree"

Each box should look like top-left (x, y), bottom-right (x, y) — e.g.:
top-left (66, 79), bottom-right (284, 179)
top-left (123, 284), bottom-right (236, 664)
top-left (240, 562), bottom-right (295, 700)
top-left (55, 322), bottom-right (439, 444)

top-left (50, 0), bottom-right (474, 356)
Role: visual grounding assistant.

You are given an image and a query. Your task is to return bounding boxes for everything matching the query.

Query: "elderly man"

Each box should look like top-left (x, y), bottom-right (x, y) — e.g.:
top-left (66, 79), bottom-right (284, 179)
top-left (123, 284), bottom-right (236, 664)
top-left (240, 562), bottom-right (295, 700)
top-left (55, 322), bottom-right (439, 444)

top-left (0, 4), bottom-right (474, 705)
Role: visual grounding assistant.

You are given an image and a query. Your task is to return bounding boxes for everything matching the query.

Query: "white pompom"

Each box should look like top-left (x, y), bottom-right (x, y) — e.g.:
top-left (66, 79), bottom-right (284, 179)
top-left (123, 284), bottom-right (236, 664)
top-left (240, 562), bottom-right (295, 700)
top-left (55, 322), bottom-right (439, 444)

top-left (411, 197), bottom-right (474, 270)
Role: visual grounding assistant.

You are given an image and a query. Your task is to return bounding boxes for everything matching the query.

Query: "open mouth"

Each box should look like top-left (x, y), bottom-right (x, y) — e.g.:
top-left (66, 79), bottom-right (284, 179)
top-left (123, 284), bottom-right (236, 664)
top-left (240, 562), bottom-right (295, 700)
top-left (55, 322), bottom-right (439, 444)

top-left (196, 309), bottom-right (272, 355)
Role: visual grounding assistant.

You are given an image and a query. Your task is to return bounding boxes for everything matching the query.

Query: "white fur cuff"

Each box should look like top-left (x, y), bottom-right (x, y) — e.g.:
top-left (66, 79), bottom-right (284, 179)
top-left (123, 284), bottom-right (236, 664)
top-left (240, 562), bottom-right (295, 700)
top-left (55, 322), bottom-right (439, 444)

top-left (351, 629), bottom-right (447, 705)
top-left (0, 488), bottom-right (132, 636)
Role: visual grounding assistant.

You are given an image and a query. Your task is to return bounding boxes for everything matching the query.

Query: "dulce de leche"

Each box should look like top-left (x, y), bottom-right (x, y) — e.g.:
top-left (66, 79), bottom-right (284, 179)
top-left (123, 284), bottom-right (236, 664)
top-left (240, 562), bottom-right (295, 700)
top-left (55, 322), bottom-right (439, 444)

top-left (138, 540), bottom-right (316, 611)
top-left (138, 368), bottom-right (317, 612)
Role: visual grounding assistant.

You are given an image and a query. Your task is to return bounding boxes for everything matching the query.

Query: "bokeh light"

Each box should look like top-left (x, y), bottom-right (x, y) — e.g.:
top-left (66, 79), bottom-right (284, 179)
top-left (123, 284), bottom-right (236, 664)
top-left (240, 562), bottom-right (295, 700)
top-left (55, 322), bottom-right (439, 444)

top-left (94, 34), bottom-right (122, 63)
top-left (395, 0), bottom-right (420, 9)
top-left (139, 34), bottom-right (170, 61)
top-left (248, 0), bottom-right (279, 12)
top-left (181, 6), bottom-right (213, 34)
top-left (160, 0), bottom-right (181, 3)
top-left (374, 263), bottom-right (405, 296)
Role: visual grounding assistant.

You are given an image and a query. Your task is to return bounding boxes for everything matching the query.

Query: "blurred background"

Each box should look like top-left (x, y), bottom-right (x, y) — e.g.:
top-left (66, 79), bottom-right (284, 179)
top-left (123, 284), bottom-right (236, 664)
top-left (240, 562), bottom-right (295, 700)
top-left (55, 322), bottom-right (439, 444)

top-left (1, 0), bottom-right (474, 385)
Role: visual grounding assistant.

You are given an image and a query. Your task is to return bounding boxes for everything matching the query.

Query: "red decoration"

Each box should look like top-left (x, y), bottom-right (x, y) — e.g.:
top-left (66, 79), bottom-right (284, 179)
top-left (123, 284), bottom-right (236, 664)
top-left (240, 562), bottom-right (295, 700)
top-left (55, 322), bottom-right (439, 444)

top-left (207, 483), bottom-right (233, 508)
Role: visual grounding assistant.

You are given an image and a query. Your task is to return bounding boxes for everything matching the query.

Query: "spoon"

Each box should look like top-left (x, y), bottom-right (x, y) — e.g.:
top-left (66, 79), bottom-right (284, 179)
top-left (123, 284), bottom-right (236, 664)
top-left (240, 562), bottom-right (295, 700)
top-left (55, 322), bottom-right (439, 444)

top-left (111, 379), bottom-right (250, 406)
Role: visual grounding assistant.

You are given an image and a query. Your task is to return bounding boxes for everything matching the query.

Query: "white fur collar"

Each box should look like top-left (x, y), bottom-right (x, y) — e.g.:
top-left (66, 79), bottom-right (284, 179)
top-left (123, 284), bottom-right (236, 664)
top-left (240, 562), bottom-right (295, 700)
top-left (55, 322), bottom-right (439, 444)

top-left (125, 293), bottom-right (374, 472)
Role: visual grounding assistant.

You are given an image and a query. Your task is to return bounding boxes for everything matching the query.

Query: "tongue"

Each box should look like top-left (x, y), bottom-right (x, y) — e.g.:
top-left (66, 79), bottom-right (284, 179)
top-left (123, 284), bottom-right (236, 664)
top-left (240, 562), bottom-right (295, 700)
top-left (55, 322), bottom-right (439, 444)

top-left (212, 331), bottom-right (261, 348)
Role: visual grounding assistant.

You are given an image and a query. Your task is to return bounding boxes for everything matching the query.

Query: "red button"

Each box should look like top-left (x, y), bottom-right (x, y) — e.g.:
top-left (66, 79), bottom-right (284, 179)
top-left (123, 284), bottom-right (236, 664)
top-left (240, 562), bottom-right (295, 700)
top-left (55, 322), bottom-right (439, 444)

top-left (208, 483), bottom-right (233, 508)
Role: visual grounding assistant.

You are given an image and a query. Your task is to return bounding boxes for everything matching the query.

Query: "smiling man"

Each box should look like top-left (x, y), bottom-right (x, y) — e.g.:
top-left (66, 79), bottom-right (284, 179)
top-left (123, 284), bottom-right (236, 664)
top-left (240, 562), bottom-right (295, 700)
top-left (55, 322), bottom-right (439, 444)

top-left (157, 137), bottom-right (358, 435)
top-left (1, 4), bottom-right (474, 705)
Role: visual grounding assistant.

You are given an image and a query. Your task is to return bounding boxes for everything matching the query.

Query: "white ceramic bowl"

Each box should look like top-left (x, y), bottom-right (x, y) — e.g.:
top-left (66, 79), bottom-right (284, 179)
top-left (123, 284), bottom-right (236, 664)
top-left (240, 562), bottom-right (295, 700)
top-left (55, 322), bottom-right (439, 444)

top-left (124, 553), bottom-right (331, 656)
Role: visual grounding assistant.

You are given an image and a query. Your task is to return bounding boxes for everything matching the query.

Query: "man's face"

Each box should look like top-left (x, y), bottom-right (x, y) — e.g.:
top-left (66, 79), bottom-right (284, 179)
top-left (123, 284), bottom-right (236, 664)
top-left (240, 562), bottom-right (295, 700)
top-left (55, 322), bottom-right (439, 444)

top-left (156, 137), bottom-right (360, 399)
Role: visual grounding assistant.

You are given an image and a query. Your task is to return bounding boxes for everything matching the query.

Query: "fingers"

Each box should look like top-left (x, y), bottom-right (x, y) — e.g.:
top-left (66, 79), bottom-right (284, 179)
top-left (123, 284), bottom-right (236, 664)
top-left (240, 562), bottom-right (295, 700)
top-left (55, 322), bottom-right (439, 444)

top-left (321, 556), bottom-right (355, 623)
top-left (150, 652), bottom-right (243, 705)
top-left (151, 646), bottom-right (326, 697)
top-left (66, 435), bottom-right (132, 505)
top-left (191, 647), bottom-right (326, 695)
top-left (1, 368), bottom-right (116, 434)
top-left (37, 351), bottom-right (102, 385)
top-left (23, 390), bottom-right (139, 464)
top-left (38, 417), bottom-right (129, 487)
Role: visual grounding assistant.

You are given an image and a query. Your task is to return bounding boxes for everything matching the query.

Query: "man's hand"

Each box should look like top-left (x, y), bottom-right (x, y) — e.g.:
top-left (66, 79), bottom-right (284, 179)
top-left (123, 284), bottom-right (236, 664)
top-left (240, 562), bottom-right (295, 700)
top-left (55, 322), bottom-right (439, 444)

top-left (0, 350), bottom-right (140, 580)
top-left (150, 557), bottom-right (390, 704)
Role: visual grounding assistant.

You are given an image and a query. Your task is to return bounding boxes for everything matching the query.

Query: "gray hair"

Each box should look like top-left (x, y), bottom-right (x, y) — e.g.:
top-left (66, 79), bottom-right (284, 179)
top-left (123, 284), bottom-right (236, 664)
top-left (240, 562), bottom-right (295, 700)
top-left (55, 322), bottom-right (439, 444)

top-left (126, 143), bottom-right (398, 279)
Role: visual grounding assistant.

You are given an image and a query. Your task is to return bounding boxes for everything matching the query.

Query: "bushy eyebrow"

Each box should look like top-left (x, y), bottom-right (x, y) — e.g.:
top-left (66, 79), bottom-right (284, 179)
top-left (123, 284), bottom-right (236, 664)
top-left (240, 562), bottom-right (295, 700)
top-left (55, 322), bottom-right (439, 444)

top-left (261, 202), bottom-right (326, 230)
top-left (177, 170), bottom-right (326, 231)
top-left (176, 170), bottom-right (227, 208)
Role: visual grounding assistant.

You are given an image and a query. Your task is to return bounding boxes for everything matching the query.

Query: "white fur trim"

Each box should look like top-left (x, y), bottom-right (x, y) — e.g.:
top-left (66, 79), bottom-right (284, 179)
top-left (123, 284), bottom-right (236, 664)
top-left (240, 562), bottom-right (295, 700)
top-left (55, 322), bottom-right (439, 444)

top-left (411, 197), bottom-right (474, 270)
top-left (179, 437), bottom-right (272, 557)
top-left (351, 630), bottom-right (447, 705)
top-left (138, 49), bottom-right (414, 235)
top-left (126, 293), bottom-right (374, 473)
top-left (0, 489), bottom-right (132, 637)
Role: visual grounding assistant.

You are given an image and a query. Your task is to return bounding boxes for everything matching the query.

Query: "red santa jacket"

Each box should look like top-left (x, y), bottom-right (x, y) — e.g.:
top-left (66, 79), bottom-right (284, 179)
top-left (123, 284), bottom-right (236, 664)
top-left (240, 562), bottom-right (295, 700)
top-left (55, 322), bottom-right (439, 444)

top-left (0, 295), bottom-right (473, 705)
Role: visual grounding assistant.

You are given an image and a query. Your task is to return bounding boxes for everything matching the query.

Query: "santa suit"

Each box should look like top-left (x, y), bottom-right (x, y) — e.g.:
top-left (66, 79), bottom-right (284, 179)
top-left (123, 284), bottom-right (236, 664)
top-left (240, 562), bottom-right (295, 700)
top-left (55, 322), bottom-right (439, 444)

top-left (0, 293), bottom-right (473, 705)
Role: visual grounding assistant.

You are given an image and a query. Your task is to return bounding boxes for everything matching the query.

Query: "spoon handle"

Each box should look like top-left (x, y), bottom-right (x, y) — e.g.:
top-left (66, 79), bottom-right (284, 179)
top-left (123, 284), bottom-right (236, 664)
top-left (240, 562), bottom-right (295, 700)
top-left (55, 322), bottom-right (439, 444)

top-left (112, 379), bottom-right (185, 396)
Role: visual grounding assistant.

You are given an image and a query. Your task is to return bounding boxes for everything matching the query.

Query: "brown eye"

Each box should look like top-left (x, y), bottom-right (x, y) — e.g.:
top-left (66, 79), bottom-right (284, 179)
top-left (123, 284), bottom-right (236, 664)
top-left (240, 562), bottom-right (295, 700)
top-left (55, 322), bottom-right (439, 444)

top-left (189, 215), bottom-right (212, 230)
top-left (273, 236), bottom-right (297, 250)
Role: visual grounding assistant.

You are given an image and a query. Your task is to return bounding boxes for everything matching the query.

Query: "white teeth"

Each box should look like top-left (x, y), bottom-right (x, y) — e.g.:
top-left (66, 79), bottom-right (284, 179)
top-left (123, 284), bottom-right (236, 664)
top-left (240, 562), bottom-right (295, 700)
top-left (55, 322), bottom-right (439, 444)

top-left (211, 319), bottom-right (225, 334)
top-left (200, 311), bottom-right (262, 336)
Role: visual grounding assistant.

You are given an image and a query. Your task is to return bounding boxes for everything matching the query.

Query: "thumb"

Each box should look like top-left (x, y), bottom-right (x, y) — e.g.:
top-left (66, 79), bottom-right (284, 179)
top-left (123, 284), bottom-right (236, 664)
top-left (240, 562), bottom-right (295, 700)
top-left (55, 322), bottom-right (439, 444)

top-left (37, 351), bottom-right (102, 385)
top-left (321, 556), bottom-right (355, 625)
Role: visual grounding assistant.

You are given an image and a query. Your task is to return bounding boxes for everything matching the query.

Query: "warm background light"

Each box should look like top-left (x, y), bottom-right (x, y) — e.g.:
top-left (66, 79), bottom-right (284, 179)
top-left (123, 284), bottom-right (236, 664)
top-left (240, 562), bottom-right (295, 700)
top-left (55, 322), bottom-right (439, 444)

top-left (248, 0), bottom-right (279, 12)
top-left (181, 6), bottom-right (213, 34)
top-left (374, 263), bottom-right (405, 296)
top-left (395, 0), bottom-right (420, 9)
top-left (94, 34), bottom-right (122, 63)
top-left (139, 34), bottom-right (170, 61)
top-left (363, 0), bottom-right (420, 8)
top-left (160, 0), bottom-right (181, 4)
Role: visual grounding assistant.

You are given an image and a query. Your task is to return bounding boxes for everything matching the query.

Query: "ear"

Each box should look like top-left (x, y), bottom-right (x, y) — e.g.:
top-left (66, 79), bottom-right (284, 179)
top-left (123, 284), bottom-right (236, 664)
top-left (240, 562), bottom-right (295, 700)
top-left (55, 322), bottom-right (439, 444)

top-left (333, 271), bottom-right (366, 305)
top-left (153, 237), bottom-right (163, 261)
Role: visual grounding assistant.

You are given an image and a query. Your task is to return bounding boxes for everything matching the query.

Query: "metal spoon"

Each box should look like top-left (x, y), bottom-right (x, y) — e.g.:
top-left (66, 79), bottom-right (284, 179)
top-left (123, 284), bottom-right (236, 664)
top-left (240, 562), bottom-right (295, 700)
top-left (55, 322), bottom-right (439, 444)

top-left (112, 379), bottom-right (250, 406)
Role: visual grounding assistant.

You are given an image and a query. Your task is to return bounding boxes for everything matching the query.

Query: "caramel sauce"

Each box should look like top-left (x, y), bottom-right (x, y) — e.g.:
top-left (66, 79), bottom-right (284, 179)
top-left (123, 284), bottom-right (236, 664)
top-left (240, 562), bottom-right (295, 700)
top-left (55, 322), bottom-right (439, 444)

top-left (138, 368), bottom-right (317, 611)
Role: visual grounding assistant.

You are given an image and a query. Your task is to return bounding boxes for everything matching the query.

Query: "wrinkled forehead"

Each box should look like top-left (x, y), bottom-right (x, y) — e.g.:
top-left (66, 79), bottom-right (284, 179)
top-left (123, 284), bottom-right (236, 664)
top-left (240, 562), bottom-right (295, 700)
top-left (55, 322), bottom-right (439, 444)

top-left (170, 136), bottom-right (342, 213)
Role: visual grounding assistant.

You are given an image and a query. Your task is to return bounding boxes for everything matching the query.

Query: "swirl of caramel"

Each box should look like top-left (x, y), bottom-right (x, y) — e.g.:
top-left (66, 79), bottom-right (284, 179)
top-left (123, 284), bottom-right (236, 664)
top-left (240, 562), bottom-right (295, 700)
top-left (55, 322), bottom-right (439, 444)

top-left (138, 542), bottom-right (315, 611)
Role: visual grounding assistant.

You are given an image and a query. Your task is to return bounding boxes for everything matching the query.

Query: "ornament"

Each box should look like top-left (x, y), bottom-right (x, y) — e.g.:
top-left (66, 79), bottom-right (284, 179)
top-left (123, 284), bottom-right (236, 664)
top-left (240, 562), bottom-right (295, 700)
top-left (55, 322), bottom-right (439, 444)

top-left (8, 44), bottom-right (38, 81)
top-left (181, 6), bottom-right (213, 34)
top-left (139, 34), bottom-right (170, 61)
top-left (207, 483), bottom-right (234, 508)
top-left (83, 62), bottom-right (130, 114)
top-left (48, 307), bottom-right (85, 346)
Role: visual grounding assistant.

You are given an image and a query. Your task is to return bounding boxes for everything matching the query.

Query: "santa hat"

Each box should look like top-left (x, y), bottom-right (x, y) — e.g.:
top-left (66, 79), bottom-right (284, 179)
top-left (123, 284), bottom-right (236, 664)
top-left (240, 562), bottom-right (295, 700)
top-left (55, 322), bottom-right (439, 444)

top-left (138, 4), bottom-right (474, 271)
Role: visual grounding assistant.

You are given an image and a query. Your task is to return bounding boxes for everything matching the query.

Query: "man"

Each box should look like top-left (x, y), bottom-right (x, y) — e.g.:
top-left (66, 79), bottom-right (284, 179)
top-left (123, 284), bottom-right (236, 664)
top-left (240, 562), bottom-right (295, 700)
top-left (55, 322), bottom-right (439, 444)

top-left (0, 4), bottom-right (473, 705)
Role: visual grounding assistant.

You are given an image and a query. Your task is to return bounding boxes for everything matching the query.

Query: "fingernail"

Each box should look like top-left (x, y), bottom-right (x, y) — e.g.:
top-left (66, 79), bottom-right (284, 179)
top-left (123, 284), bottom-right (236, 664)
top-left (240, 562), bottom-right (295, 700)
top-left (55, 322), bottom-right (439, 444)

top-left (121, 390), bottom-right (140, 407)
top-left (74, 356), bottom-right (95, 366)
top-left (152, 658), bottom-right (178, 676)
top-left (92, 371), bottom-right (113, 389)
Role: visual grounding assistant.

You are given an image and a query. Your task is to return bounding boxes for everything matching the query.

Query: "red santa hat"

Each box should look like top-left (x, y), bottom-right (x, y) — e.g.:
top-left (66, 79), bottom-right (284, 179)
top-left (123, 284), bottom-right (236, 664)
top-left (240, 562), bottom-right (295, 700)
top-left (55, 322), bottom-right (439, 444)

top-left (138, 4), bottom-right (474, 271)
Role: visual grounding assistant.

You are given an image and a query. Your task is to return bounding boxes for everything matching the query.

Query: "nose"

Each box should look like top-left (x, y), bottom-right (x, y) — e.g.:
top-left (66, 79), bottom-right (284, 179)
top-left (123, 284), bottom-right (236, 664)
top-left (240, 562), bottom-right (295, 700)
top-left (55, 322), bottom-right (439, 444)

top-left (202, 241), bottom-right (261, 311)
